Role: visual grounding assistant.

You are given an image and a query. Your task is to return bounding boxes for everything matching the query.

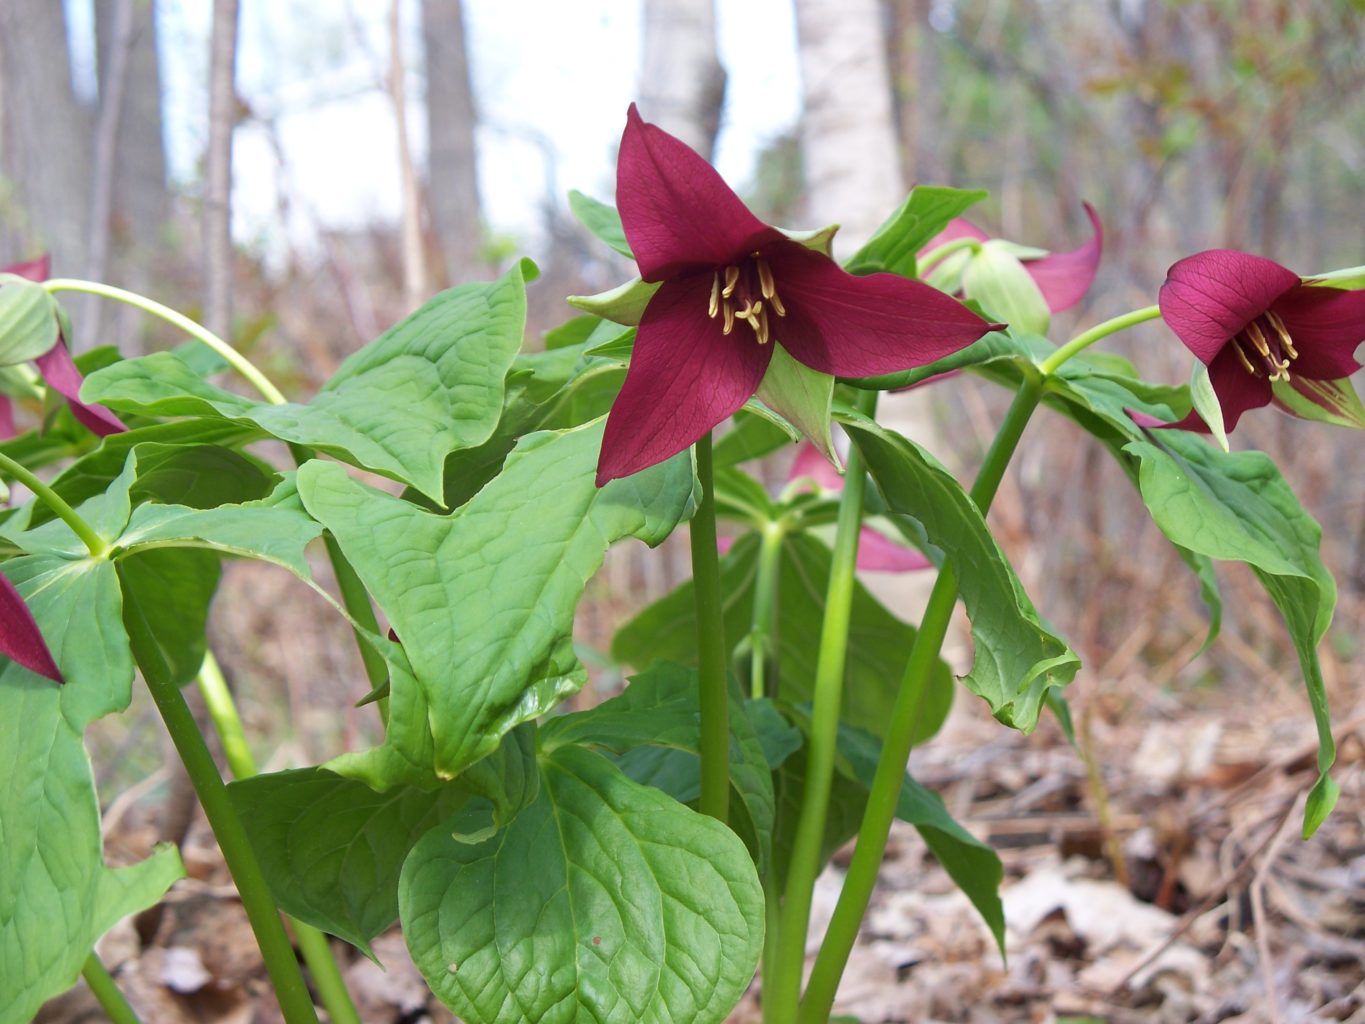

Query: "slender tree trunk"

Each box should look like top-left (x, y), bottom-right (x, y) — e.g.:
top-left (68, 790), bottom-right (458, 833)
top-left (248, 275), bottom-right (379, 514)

top-left (391, 0), bottom-right (428, 311)
top-left (205, 0), bottom-right (240, 342)
top-left (638, 0), bottom-right (726, 161)
top-left (421, 0), bottom-right (483, 285)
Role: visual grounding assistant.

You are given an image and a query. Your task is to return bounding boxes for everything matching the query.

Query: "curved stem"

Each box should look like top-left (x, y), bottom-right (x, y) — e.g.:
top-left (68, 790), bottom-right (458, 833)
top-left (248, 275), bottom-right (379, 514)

top-left (42, 278), bottom-right (288, 405)
top-left (195, 654), bottom-right (363, 1024)
top-left (0, 450), bottom-right (107, 557)
top-left (749, 521), bottom-right (785, 700)
top-left (124, 590), bottom-right (319, 1024)
top-left (798, 377), bottom-right (1043, 1023)
top-left (81, 953), bottom-right (142, 1024)
top-left (1039, 305), bottom-right (1161, 376)
top-left (766, 390), bottom-right (877, 1022)
top-left (916, 236), bottom-right (980, 276)
top-left (691, 432), bottom-right (730, 822)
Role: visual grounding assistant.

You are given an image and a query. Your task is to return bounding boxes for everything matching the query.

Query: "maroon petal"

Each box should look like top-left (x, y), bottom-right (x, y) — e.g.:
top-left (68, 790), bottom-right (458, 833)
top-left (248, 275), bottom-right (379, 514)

top-left (919, 218), bottom-right (990, 256)
top-left (616, 104), bottom-right (780, 282)
top-left (1025, 203), bottom-right (1103, 313)
top-left (597, 274), bottom-right (774, 485)
top-left (790, 440), bottom-right (843, 490)
top-left (766, 240), bottom-right (997, 377)
top-left (1, 255), bottom-right (50, 282)
top-left (1270, 284), bottom-right (1365, 379)
top-left (34, 339), bottom-right (127, 436)
top-left (1207, 345), bottom-right (1273, 432)
top-left (857, 526), bottom-right (933, 572)
top-left (1159, 250), bottom-right (1300, 365)
top-left (0, 573), bottom-right (63, 682)
top-left (0, 395), bottom-right (15, 441)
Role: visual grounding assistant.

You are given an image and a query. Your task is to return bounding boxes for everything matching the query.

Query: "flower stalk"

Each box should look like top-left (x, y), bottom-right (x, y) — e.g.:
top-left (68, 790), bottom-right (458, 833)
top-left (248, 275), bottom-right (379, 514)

top-left (749, 520), bottom-right (785, 700)
top-left (0, 450), bottom-right (108, 558)
top-left (81, 953), bottom-right (143, 1024)
top-left (1039, 305), bottom-right (1161, 375)
top-left (691, 431), bottom-right (730, 822)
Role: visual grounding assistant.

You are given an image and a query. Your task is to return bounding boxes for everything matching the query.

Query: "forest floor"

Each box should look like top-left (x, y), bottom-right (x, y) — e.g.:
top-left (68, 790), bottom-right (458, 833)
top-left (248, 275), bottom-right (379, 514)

top-left (36, 610), bottom-right (1364, 1024)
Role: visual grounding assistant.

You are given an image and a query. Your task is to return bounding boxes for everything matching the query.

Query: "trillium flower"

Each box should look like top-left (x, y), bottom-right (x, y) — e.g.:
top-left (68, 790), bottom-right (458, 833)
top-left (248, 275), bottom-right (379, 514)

top-left (920, 205), bottom-right (1103, 326)
top-left (1159, 250), bottom-right (1365, 431)
top-left (596, 105), bottom-right (998, 485)
top-left (0, 256), bottom-right (126, 438)
top-left (0, 573), bottom-right (63, 682)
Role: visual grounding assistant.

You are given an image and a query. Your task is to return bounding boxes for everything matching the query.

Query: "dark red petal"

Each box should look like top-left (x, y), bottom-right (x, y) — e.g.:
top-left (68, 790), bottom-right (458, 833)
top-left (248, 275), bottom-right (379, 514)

top-left (1159, 250), bottom-right (1300, 364)
top-left (919, 218), bottom-right (990, 255)
top-left (766, 240), bottom-right (996, 377)
top-left (1269, 284), bottom-right (1365, 379)
top-left (596, 274), bottom-right (774, 485)
top-left (1207, 345), bottom-right (1273, 432)
top-left (34, 339), bottom-right (127, 436)
top-left (1025, 202), bottom-right (1103, 313)
top-left (857, 526), bottom-right (932, 572)
top-left (616, 104), bottom-right (780, 281)
top-left (790, 440), bottom-right (843, 491)
top-left (1, 255), bottom-right (50, 282)
top-left (0, 395), bottom-right (15, 440)
top-left (0, 573), bottom-right (63, 682)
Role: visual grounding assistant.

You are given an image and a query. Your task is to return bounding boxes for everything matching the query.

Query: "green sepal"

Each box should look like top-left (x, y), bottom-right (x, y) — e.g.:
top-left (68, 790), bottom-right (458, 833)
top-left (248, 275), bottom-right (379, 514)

top-left (962, 241), bottom-right (1051, 336)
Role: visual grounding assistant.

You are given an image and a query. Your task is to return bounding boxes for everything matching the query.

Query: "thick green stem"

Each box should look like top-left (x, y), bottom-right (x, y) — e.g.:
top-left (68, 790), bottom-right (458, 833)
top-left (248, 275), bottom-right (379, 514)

top-left (0, 450), bottom-right (107, 557)
top-left (1039, 305), bottom-right (1161, 376)
top-left (42, 279), bottom-right (288, 405)
top-left (749, 521), bottom-right (785, 700)
top-left (916, 236), bottom-right (980, 276)
top-left (124, 593), bottom-right (318, 1024)
top-left (765, 391), bottom-right (877, 1022)
top-left (691, 432), bottom-right (730, 822)
top-left (81, 953), bottom-right (142, 1024)
top-left (195, 654), bottom-right (363, 1024)
top-left (798, 378), bottom-right (1043, 1023)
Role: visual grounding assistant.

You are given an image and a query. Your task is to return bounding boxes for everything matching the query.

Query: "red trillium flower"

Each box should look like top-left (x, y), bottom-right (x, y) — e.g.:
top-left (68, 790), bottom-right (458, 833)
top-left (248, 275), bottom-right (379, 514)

top-left (1159, 250), bottom-right (1365, 431)
top-left (0, 256), bottom-right (126, 438)
top-left (596, 105), bottom-right (998, 486)
top-left (0, 573), bottom-right (63, 682)
top-left (920, 205), bottom-right (1103, 314)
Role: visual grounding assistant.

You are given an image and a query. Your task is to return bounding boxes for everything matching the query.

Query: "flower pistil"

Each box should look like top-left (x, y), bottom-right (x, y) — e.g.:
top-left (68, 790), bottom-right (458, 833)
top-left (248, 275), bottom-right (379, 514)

top-left (1231, 310), bottom-right (1297, 381)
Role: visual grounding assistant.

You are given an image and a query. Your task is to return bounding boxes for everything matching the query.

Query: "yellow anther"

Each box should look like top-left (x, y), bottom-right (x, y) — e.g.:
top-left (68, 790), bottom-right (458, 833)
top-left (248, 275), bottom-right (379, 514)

top-left (708, 273), bottom-right (721, 319)
top-left (770, 291), bottom-right (786, 317)
top-left (1265, 310), bottom-right (1298, 359)
top-left (1232, 340), bottom-right (1259, 376)
top-left (723, 265), bottom-right (740, 298)
top-left (757, 258), bottom-right (776, 300)
top-left (723, 302), bottom-right (735, 335)
top-left (756, 305), bottom-right (771, 345)
top-left (1245, 321), bottom-right (1271, 358)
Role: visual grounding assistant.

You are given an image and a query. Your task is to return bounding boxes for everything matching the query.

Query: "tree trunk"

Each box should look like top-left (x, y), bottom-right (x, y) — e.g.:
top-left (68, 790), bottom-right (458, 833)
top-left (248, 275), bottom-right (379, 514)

top-left (421, 0), bottom-right (483, 285)
top-left (638, 0), bottom-right (726, 161)
top-left (391, 0), bottom-right (429, 310)
top-left (0, 0), bottom-right (92, 275)
top-left (204, 0), bottom-right (239, 342)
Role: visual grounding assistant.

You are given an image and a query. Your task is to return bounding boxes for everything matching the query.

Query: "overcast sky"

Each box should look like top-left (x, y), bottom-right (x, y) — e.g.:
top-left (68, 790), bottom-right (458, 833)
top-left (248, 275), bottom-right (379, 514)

top-left (68, 0), bottom-right (802, 258)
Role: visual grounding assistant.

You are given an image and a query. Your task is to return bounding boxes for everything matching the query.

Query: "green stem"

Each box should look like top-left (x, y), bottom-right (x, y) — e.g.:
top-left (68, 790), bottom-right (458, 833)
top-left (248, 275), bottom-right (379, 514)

top-left (323, 532), bottom-right (391, 697)
top-left (798, 377), bottom-right (1044, 1023)
top-left (124, 591), bottom-right (319, 1024)
top-left (195, 654), bottom-right (363, 1024)
top-left (42, 278), bottom-right (288, 405)
top-left (916, 236), bottom-right (980, 276)
top-left (0, 450), bottom-right (107, 557)
top-left (691, 432), bottom-right (730, 822)
top-left (749, 521), bottom-right (785, 700)
top-left (81, 953), bottom-right (142, 1024)
top-left (1039, 305), bottom-right (1161, 376)
top-left (766, 391), bottom-right (877, 1022)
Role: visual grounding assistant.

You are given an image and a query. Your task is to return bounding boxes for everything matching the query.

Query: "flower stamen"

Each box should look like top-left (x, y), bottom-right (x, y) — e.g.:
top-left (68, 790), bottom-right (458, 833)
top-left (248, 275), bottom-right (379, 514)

top-left (1232, 340), bottom-right (1259, 376)
top-left (708, 273), bottom-right (721, 319)
top-left (722, 265), bottom-right (740, 298)
top-left (1237, 315), bottom-right (1299, 382)
top-left (1265, 310), bottom-right (1298, 359)
top-left (722, 303), bottom-right (735, 335)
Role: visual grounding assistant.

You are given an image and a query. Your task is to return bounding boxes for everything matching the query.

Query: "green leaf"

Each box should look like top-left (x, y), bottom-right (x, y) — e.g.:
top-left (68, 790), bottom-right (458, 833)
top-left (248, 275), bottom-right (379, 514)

top-left (568, 189), bottom-right (634, 258)
top-left (299, 420), bottom-right (695, 788)
top-left (1126, 432), bottom-right (1339, 836)
top-left (3, 453), bottom-right (138, 557)
top-left (848, 327), bottom-right (1043, 392)
top-left (845, 186), bottom-right (989, 278)
top-left (567, 277), bottom-right (659, 325)
top-left (115, 550), bottom-right (220, 687)
top-left (756, 344), bottom-right (837, 467)
top-left (713, 407), bottom-right (797, 467)
top-left (400, 743), bottom-right (763, 1024)
top-left (1271, 374), bottom-right (1365, 429)
top-left (84, 265), bottom-right (533, 503)
top-left (613, 532), bottom-right (953, 744)
top-left (542, 662), bottom-right (782, 874)
top-left (962, 242), bottom-right (1051, 336)
top-left (0, 279), bottom-right (60, 366)
top-left (228, 767), bottom-right (472, 956)
top-left (845, 418), bottom-right (1079, 731)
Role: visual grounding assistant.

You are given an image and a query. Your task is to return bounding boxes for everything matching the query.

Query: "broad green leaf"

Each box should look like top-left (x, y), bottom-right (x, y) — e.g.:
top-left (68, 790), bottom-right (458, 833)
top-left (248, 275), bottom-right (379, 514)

top-left (400, 743), bottom-right (764, 1024)
top-left (962, 242), bottom-right (1051, 336)
top-left (84, 265), bottom-right (533, 503)
top-left (845, 186), bottom-right (989, 278)
top-left (755, 345), bottom-right (837, 467)
top-left (3, 454), bottom-right (137, 557)
top-left (0, 279), bottom-right (59, 366)
top-left (613, 532), bottom-right (954, 745)
top-left (542, 662), bottom-right (781, 873)
top-left (228, 767), bottom-right (472, 956)
top-left (115, 550), bottom-right (220, 687)
top-left (848, 327), bottom-right (1042, 391)
top-left (1126, 432), bottom-right (1339, 836)
top-left (1271, 374), bottom-right (1365, 429)
top-left (298, 420), bottom-right (695, 787)
top-left (845, 418), bottom-right (1079, 730)
top-left (568, 189), bottom-right (634, 258)
top-left (713, 408), bottom-right (797, 467)
top-left (713, 465), bottom-right (777, 525)
top-left (567, 277), bottom-right (659, 325)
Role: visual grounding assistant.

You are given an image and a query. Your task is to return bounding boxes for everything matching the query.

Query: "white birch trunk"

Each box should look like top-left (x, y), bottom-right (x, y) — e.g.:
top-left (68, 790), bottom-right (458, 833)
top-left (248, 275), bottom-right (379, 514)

top-left (638, 0), bottom-right (726, 161)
